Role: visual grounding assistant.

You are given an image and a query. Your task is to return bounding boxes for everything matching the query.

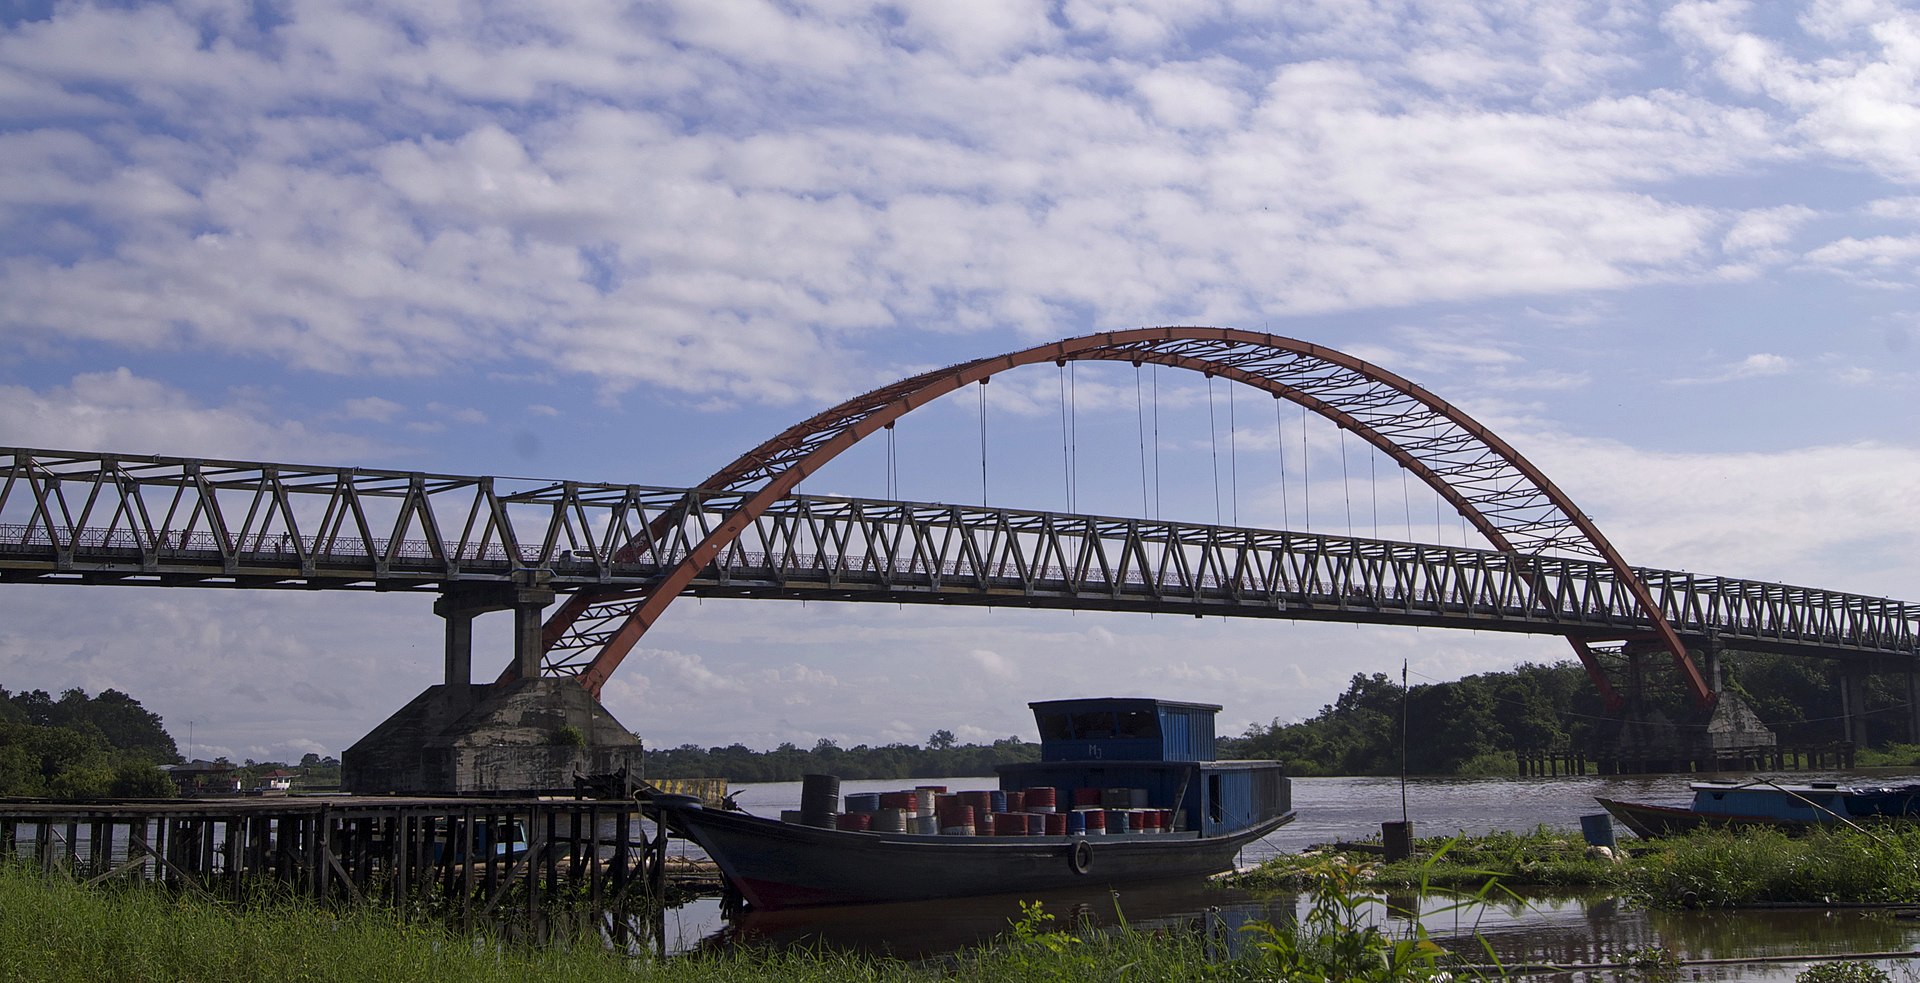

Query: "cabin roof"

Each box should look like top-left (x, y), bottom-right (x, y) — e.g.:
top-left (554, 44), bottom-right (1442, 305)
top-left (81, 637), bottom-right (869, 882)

top-left (1028, 697), bottom-right (1223, 714)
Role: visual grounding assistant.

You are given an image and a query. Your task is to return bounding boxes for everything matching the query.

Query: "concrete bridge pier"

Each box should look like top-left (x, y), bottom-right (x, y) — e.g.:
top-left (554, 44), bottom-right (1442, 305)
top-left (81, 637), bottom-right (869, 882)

top-left (1838, 662), bottom-right (1872, 748)
top-left (1594, 636), bottom-right (1776, 774)
top-left (435, 572), bottom-right (557, 699)
top-left (342, 574), bottom-right (642, 795)
top-left (1907, 667), bottom-right (1920, 744)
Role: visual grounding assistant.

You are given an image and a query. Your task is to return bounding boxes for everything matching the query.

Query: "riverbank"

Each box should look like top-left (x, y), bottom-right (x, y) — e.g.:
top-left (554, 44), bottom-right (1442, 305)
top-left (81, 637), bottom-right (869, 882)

top-left (1230, 825), bottom-right (1920, 909)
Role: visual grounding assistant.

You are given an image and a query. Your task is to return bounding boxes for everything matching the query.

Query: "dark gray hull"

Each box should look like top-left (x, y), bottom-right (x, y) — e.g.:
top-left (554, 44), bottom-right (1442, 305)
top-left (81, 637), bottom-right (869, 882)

top-left (658, 802), bottom-right (1294, 910)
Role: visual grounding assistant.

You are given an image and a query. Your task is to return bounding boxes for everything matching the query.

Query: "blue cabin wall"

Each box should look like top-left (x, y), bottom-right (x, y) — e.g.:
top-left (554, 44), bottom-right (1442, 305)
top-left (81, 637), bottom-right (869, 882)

top-left (1199, 766), bottom-right (1292, 837)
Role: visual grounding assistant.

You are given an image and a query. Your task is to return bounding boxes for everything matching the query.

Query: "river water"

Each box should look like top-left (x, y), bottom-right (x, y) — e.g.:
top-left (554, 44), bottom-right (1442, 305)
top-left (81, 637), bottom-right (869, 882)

top-left (660, 769), bottom-right (1920, 980)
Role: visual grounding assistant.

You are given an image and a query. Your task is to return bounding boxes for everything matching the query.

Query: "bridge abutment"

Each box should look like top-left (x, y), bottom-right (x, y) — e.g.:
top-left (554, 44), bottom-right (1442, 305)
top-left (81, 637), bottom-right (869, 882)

top-left (343, 575), bottom-right (635, 795)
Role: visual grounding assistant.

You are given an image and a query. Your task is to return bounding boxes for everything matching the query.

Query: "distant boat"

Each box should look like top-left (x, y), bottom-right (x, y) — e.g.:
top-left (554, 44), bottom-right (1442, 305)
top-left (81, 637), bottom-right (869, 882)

top-left (1596, 780), bottom-right (1920, 838)
top-left (648, 697), bottom-right (1295, 910)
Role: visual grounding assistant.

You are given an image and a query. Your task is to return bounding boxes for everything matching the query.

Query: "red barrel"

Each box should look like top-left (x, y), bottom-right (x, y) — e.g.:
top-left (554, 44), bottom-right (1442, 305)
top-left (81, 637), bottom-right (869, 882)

top-left (1025, 786), bottom-right (1058, 812)
top-left (879, 791), bottom-right (916, 810)
top-left (1139, 809), bottom-right (1161, 832)
top-left (1160, 808), bottom-right (1175, 832)
top-left (1045, 812), bottom-right (1068, 835)
top-left (992, 812), bottom-right (1025, 836)
top-left (1082, 809), bottom-right (1107, 833)
top-left (960, 790), bottom-right (993, 816)
top-left (835, 813), bottom-right (873, 832)
top-left (1073, 787), bottom-right (1103, 808)
top-left (1005, 790), bottom-right (1026, 812)
top-left (938, 803), bottom-right (976, 831)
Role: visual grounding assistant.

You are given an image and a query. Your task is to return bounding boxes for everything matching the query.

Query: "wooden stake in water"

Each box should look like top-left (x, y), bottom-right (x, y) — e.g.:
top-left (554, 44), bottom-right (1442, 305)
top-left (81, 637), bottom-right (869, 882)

top-left (1399, 659), bottom-right (1409, 824)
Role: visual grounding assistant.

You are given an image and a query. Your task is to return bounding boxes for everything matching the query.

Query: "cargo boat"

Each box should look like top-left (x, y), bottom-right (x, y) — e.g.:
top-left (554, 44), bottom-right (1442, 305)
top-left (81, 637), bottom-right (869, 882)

top-left (1596, 779), bottom-right (1920, 838)
top-left (648, 697), bottom-right (1295, 910)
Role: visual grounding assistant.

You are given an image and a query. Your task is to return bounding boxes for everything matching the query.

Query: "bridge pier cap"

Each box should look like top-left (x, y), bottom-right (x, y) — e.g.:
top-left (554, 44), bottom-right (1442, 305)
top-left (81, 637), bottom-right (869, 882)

top-left (523, 326), bottom-right (1711, 711)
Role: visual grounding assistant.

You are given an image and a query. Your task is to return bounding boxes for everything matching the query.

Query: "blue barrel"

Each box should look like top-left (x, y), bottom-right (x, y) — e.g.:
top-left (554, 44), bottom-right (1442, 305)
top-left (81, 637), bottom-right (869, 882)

top-left (1580, 813), bottom-right (1616, 848)
top-left (1066, 811), bottom-right (1086, 835)
top-left (990, 790), bottom-right (1008, 814)
top-left (844, 792), bottom-right (882, 813)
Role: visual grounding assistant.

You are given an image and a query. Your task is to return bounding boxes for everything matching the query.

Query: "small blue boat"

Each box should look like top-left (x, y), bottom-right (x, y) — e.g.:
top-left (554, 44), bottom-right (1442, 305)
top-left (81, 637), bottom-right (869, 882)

top-left (1597, 780), bottom-right (1920, 838)
top-left (648, 697), bottom-right (1295, 909)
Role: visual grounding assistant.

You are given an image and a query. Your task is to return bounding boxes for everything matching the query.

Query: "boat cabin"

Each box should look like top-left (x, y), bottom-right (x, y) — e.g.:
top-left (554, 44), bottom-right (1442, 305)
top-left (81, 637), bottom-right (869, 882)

top-left (998, 697), bottom-right (1290, 837)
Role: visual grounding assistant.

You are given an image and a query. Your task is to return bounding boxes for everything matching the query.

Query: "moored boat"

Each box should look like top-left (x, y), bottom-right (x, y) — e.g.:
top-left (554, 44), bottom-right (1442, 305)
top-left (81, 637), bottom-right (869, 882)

top-left (1597, 780), bottom-right (1920, 839)
top-left (647, 697), bottom-right (1295, 910)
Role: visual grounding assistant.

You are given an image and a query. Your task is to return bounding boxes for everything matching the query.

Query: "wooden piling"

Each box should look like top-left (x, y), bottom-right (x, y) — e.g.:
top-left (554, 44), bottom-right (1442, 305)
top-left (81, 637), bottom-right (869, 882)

top-left (0, 795), bottom-right (691, 921)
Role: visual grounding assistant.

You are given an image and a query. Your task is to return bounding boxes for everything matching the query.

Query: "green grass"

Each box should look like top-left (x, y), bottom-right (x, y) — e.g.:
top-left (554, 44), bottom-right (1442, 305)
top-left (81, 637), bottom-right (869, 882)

top-left (1233, 824), bottom-right (1920, 910)
top-left (0, 863), bottom-right (1482, 982)
top-left (1229, 826), bottom-right (1629, 892)
top-left (1630, 825), bottom-right (1920, 908)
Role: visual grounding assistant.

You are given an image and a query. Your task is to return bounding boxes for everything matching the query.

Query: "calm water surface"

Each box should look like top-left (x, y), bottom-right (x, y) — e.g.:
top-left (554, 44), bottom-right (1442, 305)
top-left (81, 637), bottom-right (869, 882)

top-left (660, 769), bottom-right (1920, 980)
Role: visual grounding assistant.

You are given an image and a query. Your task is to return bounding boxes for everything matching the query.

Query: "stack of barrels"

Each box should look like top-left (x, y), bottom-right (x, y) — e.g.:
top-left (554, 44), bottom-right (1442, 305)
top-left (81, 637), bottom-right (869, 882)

top-left (782, 776), bottom-right (1179, 836)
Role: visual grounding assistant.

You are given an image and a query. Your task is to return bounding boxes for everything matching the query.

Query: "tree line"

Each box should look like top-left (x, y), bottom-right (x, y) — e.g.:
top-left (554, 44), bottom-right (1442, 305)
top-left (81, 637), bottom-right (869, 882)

top-left (0, 687), bottom-right (180, 798)
top-left (643, 729), bottom-right (1040, 782)
top-left (1224, 651), bottom-right (1910, 777)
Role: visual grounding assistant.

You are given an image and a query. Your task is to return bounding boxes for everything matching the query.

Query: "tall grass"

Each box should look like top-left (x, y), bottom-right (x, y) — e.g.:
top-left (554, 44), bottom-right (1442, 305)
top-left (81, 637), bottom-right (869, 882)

top-left (0, 862), bottom-right (1489, 982)
top-left (1632, 826), bottom-right (1920, 908)
top-left (1230, 826), bottom-right (1626, 891)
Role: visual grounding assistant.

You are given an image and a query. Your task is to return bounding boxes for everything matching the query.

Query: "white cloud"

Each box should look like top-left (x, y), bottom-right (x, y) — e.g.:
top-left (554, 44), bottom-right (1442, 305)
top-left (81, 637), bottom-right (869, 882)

top-left (0, 369), bottom-right (392, 462)
top-left (1667, 352), bottom-right (1794, 384)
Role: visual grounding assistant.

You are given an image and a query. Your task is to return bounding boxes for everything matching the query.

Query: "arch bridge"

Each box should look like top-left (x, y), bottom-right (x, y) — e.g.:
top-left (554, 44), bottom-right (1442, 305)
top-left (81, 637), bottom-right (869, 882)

top-left (3, 329), bottom-right (1914, 719)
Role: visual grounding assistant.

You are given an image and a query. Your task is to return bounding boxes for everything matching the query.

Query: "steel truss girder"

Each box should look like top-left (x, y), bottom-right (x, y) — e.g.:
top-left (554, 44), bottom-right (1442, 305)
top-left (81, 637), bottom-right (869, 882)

top-left (2, 448), bottom-right (1915, 673)
top-left (536, 328), bottom-right (1712, 707)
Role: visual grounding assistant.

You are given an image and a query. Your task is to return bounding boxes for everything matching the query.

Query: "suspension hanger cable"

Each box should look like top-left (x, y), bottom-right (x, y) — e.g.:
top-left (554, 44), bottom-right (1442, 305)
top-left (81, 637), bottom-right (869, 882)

top-left (1299, 404), bottom-right (1312, 533)
top-left (1274, 395), bottom-right (1290, 530)
top-left (1228, 380), bottom-right (1239, 526)
top-left (1339, 428), bottom-right (1354, 539)
top-left (1070, 361), bottom-right (1078, 513)
top-left (1058, 361), bottom-right (1071, 511)
top-left (1370, 449), bottom-right (1379, 539)
top-left (885, 421), bottom-right (897, 499)
top-left (1153, 364), bottom-right (1162, 521)
top-left (1401, 466), bottom-right (1413, 541)
top-left (1206, 374), bottom-right (1222, 525)
top-left (1135, 362), bottom-right (1149, 518)
top-left (977, 378), bottom-right (989, 506)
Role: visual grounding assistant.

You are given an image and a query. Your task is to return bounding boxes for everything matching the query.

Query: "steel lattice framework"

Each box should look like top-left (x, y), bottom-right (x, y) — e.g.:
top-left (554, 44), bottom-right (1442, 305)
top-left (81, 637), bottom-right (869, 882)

top-left (2, 448), bottom-right (1915, 669)
top-left (536, 328), bottom-right (1708, 706)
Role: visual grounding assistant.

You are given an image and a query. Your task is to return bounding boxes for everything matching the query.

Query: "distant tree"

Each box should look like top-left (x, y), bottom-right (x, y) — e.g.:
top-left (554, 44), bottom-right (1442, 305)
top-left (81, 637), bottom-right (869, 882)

top-left (927, 729), bottom-right (956, 751)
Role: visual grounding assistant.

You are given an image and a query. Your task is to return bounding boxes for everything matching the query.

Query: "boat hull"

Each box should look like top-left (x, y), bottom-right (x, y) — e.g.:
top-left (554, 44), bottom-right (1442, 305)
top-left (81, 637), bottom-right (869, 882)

top-left (1595, 796), bottom-right (1824, 839)
top-left (656, 802), bottom-right (1295, 910)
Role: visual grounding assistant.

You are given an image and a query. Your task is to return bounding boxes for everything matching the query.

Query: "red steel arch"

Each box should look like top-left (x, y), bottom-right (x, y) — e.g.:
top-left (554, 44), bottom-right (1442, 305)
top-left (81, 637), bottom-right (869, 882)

top-left (528, 327), bottom-right (1709, 710)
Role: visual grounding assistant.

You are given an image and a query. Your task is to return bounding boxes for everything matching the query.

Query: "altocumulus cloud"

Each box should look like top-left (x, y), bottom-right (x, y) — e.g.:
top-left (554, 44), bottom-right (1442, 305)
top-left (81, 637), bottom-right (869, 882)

top-left (0, 0), bottom-right (1877, 407)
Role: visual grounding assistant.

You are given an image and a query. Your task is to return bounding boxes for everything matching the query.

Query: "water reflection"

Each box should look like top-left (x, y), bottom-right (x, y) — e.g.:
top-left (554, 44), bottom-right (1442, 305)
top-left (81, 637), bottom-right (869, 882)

top-left (700, 879), bottom-right (1297, 960)
top-left (666, 771), bottom-right (1920, 978)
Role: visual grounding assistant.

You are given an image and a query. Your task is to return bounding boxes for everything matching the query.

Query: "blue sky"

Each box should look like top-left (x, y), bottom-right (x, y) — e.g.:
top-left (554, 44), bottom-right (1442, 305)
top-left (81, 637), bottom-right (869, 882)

top-left (2, 0), bottom-right (1918, 764)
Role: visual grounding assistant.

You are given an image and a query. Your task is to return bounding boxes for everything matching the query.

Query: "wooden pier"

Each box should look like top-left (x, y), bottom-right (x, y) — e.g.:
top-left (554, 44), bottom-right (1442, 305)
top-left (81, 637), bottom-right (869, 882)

top-left (0, 795), bottom-right (718, 921)
top-left (1517, 741), bottom-right (1859, 777)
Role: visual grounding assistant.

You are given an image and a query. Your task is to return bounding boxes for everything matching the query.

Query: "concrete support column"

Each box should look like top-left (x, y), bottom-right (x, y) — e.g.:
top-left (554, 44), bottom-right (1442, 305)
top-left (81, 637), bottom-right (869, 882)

top-left (444, 610), bottom-right (476, 687)
top-left (1908, 668), bottom-right (1920, 745)
top-left (513, 601), bottom-right (548, 679)
top-left (509, 569), bottom-right (555, 681)
top-left (1701, 636), bottom-right (1723, 695)
top-left (1838, 664), bottom-right (1871, 747)
top-left (434, 573), bottom-right (554, 696)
